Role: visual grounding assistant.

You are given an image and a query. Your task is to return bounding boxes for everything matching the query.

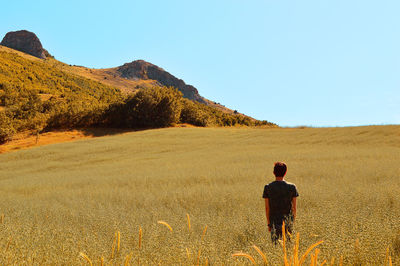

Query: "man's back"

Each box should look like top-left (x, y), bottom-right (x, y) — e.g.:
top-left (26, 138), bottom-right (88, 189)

top-left (263, 180), bottom-right (299, 221)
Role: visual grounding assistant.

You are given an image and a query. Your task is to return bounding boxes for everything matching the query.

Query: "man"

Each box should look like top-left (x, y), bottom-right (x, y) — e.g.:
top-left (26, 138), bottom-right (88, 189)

top-left (262, 162), bottom-right (299, 243)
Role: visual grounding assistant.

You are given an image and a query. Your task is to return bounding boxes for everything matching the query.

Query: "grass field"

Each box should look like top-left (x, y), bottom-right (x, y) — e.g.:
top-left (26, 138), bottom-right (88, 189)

top-left (0, 126), bottom-right (399, 265)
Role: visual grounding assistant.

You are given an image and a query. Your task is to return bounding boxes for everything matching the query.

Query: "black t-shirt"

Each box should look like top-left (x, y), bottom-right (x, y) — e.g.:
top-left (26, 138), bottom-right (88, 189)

top-left (262, 180), bottom-right (299, 221)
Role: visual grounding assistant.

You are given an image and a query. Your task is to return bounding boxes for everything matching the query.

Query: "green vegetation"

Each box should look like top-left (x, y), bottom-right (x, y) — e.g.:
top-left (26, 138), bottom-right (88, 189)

top-left (0, 50), bottom-right (274, 143)
top-left (0, 50), bottom-right (123, 142)
top-left (0, 126), bottom-right (398, 264)
top-left (104, 86), bottom-right (274, 128)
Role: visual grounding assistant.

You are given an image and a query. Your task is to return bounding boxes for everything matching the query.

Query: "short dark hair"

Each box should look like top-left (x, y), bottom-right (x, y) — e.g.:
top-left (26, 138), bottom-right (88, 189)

top-left (273, 162), bottom-right (287, 177)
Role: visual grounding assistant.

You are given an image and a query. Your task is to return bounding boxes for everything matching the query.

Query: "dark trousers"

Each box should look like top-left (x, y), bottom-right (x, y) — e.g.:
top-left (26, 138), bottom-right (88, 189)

top-left (270, 218), bottom-right (293, 244)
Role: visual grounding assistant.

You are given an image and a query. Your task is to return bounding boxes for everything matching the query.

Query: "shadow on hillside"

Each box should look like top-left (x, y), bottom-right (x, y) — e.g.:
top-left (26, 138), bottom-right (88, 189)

top-left (79, 127), bottom-right (135, 137)
top-left (78, 124), bottom-right (198, 137)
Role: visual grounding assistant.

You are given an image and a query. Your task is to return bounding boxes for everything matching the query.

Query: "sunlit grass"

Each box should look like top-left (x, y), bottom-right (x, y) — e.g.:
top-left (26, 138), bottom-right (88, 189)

top-left (0, 125), bottom-right (399, 264)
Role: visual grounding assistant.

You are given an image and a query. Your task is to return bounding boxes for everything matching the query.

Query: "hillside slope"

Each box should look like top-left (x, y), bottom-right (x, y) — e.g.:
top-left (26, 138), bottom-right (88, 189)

top-left (0, 47), bottom-right (121, 99)
top-left (1, 35), bottom-right (236, 115)
top-left (0, 45), bottom-right (275, 142)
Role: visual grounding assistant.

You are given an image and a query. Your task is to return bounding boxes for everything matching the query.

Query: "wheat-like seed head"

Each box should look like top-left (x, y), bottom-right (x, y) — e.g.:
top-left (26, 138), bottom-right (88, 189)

top-left (232, 252), bottom-right (256, 265)
top-left (79, 252), bottom-right (93, 266)
top-left (157, 221), bottom-right (173, 232)
top-left (252, 245), bottom-right (268, 265)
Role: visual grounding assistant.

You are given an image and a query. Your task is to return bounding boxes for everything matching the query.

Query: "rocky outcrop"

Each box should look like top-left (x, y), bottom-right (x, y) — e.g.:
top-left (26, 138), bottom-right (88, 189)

top-left (1, 30), bottom-right (48, 59)
top-left (117, 60), bottom-right (205, 103)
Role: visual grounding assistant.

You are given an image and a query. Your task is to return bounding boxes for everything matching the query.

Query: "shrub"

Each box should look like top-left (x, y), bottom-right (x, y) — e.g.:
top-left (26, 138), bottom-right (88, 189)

top-left (0, 112), bottom-right (16, 143)
top-left (122, 87), bottom-right (183, 128)
top-left (180, 99), bottom-right (211, 127)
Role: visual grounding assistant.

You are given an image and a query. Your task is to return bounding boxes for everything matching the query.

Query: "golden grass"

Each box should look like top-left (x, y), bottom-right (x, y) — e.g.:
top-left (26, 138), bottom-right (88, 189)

top-left (0, 126), bottom-right (399, 264)
top-left (0, 128), bottom-right (130, 154)
top-left (79, 252), bottom-right (93, 266)
top-left (56, 64), bottom-right (158, 94)
top-left (232, 252), bottom-right (256, 264)
top-left (252, 245), bottom-right (268, 265)
top-left (138, 227), bottom-right (142, 249)
top-left (187, 213), bottom-right (191, 231)
top-left (157, 221), bottom-right (173, 232)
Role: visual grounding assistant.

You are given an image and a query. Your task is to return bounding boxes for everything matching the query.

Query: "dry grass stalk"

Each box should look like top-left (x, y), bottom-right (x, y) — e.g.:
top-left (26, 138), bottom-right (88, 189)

top-left (298, 240), bottom-right (324, 265)
top-left (293, 233), bottom-right (300, 265)
top-left (100, 256), bottom-right (104, 266)
top-left (111, 232), bottom-right (117, 259)
top-left (197, 249), bottom-right (201, 266)
top-left (5, 237), bottom-right (12, 252)
top-left (385, 246), bottom-right (389, 265)
top-left (201, 225), bottom-right (208, 241)
top-left (278, 223), bottom-right (324, 266)
top-left (0, 213), bottom-right (4, 224)
top-left (232, 252), bottom-right (256, 264)
top-left (186, 247), bottom-right (191, 259)
top-left (186, 213), bottom-right (191, 231)
top-left (117, 231), bottom-right (121, 253)
top-left (124, 252), bottom-right (133, 266)
top-left (314, 248), bottom-right (320, 265)
top-left (79, 252), bottom-right (93, 266)
top-left (252, 245), bottom-right (268, 265)
top-left (138, 227), bottom-right (142, 249)
top-left (157, 221), bottom-right (173, 232)
top-left (339, 255), bottom-right (343, 266)
top-left (329, 257), bottom-right (335, 265)
top-left (282, 222), bottom-right (288, 265)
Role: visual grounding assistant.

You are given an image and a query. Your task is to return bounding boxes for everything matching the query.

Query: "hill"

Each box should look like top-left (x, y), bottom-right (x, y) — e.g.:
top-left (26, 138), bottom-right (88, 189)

top-left (0, 31), bottom-right (275, 143)
top-left (0, 30), bottom-right (50, 59)
top-left (0, 30), bottom-right (237, 114)
top-left (0, 125), bottom-right (398, 264)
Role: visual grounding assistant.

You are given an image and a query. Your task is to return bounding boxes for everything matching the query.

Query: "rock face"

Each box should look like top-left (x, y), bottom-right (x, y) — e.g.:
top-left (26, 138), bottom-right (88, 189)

top-left (117, 60), bottom-right (205, 103)
top-left (1, 30), bottom-right (48, 59)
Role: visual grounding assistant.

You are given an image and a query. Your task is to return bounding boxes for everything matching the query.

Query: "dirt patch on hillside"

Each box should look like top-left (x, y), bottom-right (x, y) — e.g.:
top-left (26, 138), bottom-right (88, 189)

top-left (0, 128), bottom-right (130, 154)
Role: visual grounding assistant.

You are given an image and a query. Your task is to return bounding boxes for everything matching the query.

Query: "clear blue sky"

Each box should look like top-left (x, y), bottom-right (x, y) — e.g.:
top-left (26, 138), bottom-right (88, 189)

top-left (1, 0), bottom-right (399, 126)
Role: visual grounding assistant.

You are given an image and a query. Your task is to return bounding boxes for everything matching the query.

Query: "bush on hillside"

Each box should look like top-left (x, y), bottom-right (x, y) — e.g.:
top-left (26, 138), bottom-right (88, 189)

top-left (0, 112), bottom-right (16, 144)
top-left (180, 99), bottom-right (211, 127)
top-left (0, 50), bottom-right (276, 140)
top-left (104, 87), bottom-right (183, 128)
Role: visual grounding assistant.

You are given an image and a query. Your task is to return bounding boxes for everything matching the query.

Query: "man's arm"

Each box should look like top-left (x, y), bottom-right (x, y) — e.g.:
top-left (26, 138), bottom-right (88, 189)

top-left (291, 197), bottom-right (297, 221)
top-left (264, 198), bottom-right (271, 232)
